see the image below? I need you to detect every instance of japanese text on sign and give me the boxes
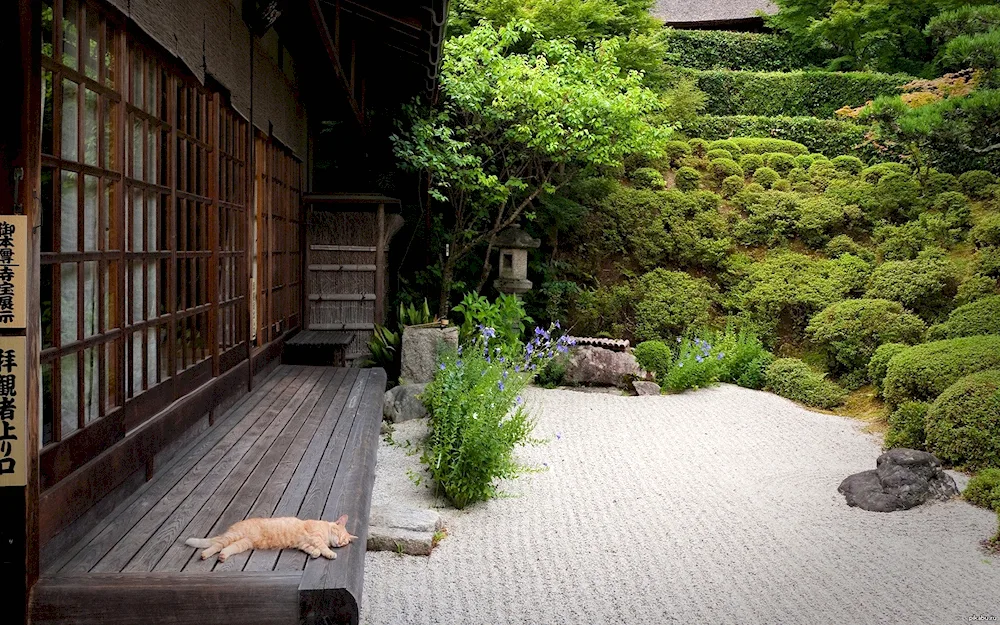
[0,337,25,486]
[0,215,26,329]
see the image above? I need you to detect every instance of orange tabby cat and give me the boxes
[184,514,357,562]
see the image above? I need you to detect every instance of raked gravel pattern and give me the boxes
[362,384,1000,625]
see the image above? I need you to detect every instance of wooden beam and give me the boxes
[307,0,363,125]
[375,203,385,326]
[308,264,376,272]
[30,572,301,625]
[308,323,375,331]
[310,245,375,252]
[307,294,375,301]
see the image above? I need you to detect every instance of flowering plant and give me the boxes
[420,322,572,508]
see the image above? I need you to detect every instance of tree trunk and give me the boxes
[475,238,496,294]
[439,255,455,319]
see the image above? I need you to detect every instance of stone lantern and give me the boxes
[493,226,540,295]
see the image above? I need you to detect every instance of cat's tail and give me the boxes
[185,537,213,549]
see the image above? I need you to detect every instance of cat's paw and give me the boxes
[217,553,228,562]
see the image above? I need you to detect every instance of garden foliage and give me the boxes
[764,358,847,409]
[884,401,930,450]
[924,369,1000,470]
[661,29,809,71]
[881,335,1000,408]
[926,295,1000,340]
[964,467,1000,512]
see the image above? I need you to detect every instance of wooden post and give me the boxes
[375,203,385,326]
[0,2,40,623]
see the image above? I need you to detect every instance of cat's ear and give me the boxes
[334,514,348,526]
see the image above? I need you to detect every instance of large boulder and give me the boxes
[563,345,644,389]
[400,326,459,384]
[838,448,959,512]
[383,383,428,423]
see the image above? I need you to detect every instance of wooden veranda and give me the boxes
[30,365,385,625]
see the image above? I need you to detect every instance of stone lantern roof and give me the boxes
[495,226,540,249]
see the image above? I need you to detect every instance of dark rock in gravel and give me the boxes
[838,448,959,512]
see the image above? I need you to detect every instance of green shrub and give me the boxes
[882,335,1000,407]
[925,370,1000,470]
[763,152,796,175]
[772,179,791,192]
[721,175,745,198]
[925,5,1000,44]
[959,170,998,199]
[797,196,851,248]
[631,167,665,190]
[661,29,809,71]
[975,246,1000,278]
[864,252,959,321]
[684,116,872,159]
[633,269,717,342]
[633,340,673,383]
[927,296,1000,340]
[787,167,810,183]
[806,299,925,378]
[738,153,764,176]
[832,155,864,175]
[663,140,693,166]
[744,182,765,194]
[938,30,1000,71]
[868,342,909,397]
[536,355,569,388]
[884,401,929,450]
[753,166,780,189]
[713,326,774,390]
[956,274,998,306]
[688,138,709,158]
[660,334,724,392]
[825,235,874,262]
[453,292,532,348]
[861,162,912,184]
[930,191,973,233]
[730,137,809,156]
[732,190,801,246]
[694,70,911,118]
[872,171,922,222]
[794,154,815,169]
[675,166,701,191]
[873,221,940,261]
[422,327,568,508]
[923,171,959,196]
[972,215,1000,249]
[765,358,847,409]
[731,252,870,345]
[963,467,1000,512]
[707,139,744,158]
[707,148,735,161]
[711,158,744,181]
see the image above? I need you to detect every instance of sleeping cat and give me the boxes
[184,514,357,562]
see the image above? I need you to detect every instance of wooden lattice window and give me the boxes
[39,0,123,446]
[217,106,248,359]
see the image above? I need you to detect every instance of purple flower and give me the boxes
[503,370,509,379]
[554,320,561,329]
[498,381,505,391]
[717,352,724,360]
[677,362,684,368]
[556,432,562,440]
[526,344,534,355]
[696,355,703,363]
[676,337,682,343]
[535,327,545,336]
[457,345,463,356]
[515,396,523,405]
[456,360,464,367]
[543,462,548,467]
[514,364,522,373]
[439,363,446,370]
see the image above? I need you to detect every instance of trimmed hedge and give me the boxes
[765,358,847,409]
[683,115,875,160]
[864,253,959,321]
[868,342,908,397]
[926,295,1000,340]
[633,340,672,384]
[692,70,912,118]
[884,401,929,451]
[881,335,1000,408]
[805,299,926,378]
[662,29,809,71]
[925,370,1000,470]
[964,467,1000,512]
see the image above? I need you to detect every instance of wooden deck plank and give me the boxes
[299,368,387,624]
[123,367,328,573]
[88,367,315,573]
[212,368,354,573]
[242,369,362,572]
[272,370,373,572]
[179,368,347,573]
[30,573,301,625]
[52,367,292,574]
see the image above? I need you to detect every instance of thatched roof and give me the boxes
[652,0,778,27]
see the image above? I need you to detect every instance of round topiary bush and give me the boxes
[772,179,792,192]
[711,158,744,181]
[964,467,1000,511]
[927,295,1000,340]
[806,299,925,378]
[931,191,972,232]
[959,170,998,199]
[631,167,666,190]
[825,235,874,262]
[868,342,909,397]
[956,274,998,306]
[864,252,959,321]
[721,175,745,198]
[688,138,709,158]
[753,166,780,189]
[707,139,744,158]
[925,370,1000,470]
[739,153,764,176]
[884,401,929,451]
[763,152,796,175]
[796,196,849,248]
[663,140,693,167]
[972,214,1000,249]
[831,155,864,175]
[882,335,1000,408]
[675,166,701,192]
[924,171,958,196]
[793,154,814,169]
[633,269,717,342]
[872,171,922,222]
[764,358,847,409]
[787,167,811,184]
[861,162,911,184]
[633,340,673,383]
[707,148,735,161]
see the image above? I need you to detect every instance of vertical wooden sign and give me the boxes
[0,336,25,487]
[0,215,27,330]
